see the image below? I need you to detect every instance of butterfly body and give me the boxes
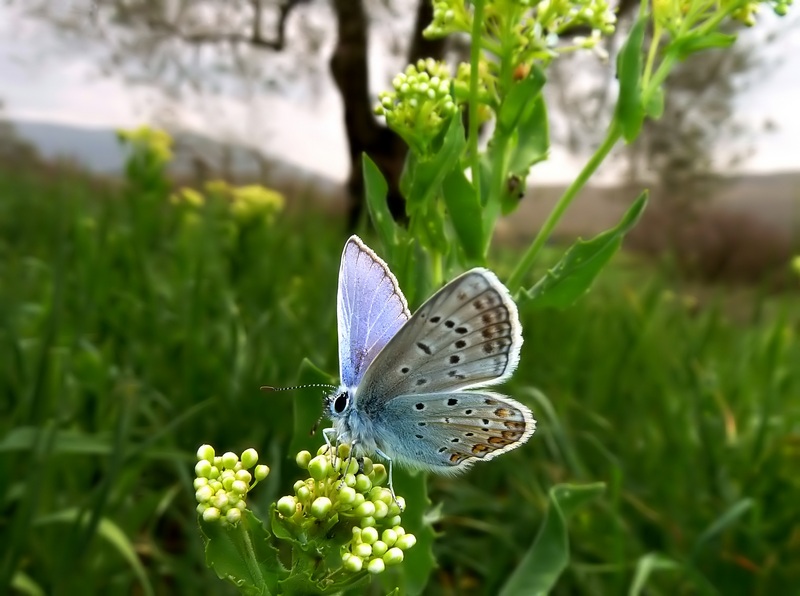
[326,236,535,476]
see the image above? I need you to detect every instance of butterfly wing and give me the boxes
[366,391,535,474]
[337,235,410,388]
[357,268,523,398]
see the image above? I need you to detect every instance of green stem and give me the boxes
[468,0,485,206]
[643,23,662,86]
[507,120,622,292]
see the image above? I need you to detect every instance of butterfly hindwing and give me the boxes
[367,391,536,473]
[337,236,410,388]
[357,268,523,400]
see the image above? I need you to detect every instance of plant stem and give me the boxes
[507,120,622,292]
[469,0,485,206]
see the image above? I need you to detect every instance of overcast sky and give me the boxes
[1,4,798,183]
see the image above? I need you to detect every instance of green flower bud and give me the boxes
[226,508,242,524]
[387,515,402,527]
[360,516,376,528]
[235,469,252,484]
[338,486,357,504]
[231,480,249,495]
[373,500,389,519]
[308,455,330,481]
[222,475,235,491]
[209,480,222,493]
[337,443,352,459]
[222,451,238,469]
[372,540,388,557]
[196,444,215,461]
[360,526,379,544]
[311,497,333,519]
[195,485,213,503]
[240,448,258,468]
[208,466,220,480]
[213,456,223,467]
[361,458,374,475]
[395,534,417,550]
[234,500,247,511]
[196,503,207,515]
[254,465,269,481]
[367,557,385,574]
[354,543,372,558]
[277,495,298,517]
[202,507,221,522]
[352,493,366,508]
[341,459,359,476]
[352,526,362,540]
[389,496,406,514]
[382,528,398,546]
[296,486,311,502]
[383,547,404,565]
[354,501,376,518]
[370,464,387,485]
[355,474,372,493]
[194,460,212,478]
[295,450,312,469]
[343,554,363,572]
[212,493,229,510]
[293,480,305,492]
[193,477,208,489]
[371,487,392,505]
[316,444,330,456]
[393,525,406,537]
[343,473,357,488]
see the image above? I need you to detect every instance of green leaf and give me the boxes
[519,192,648,308]
[507,95,549,177]
[671,32,737,60]
[691,498,754,560]
[199,509,283,595]
[629,553,681,596]
[0,426,112,455]
[645,86,665,119]
[615,16,647,142]
[11,571,46,596]
[363,154,403,252]
[496,66,546,135]
[289,358,336,459]
[500,483,606,596]
[401,113,466,208]
[35,508,155,596]
[441,167,484,261]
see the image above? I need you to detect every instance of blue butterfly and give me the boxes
[324,236,535,491]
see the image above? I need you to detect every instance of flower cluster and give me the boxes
[171,180,285,226]
[194,445,270,525]
[276,444,417,575]
[117,125,173,166]
[375,59,458,155]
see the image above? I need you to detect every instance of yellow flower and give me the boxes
[171,187,205,208]
[204,179,232,197]
[230,184,285,224]
[117,125,173,165]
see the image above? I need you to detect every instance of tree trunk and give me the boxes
[329,0,445,229]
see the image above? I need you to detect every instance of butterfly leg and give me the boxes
[322,427,339,469]
[374,447,403,510]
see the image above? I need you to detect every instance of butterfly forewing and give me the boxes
[369,391,536,473]
[337,236,410,388]
[358,268,523,398]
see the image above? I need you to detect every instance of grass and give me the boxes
[1,158,799,595]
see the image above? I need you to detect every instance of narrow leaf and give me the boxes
[519,192,648,309]
[507,95,549,176]
[363,154,402,250]
[496,66,546,135]
[442,167,484,261]
[500,483,606,596]
[629,553,681,596]
[615,16,647,142]
[11,571,45,596]
[691,498,754,560]
[671,32,737,59]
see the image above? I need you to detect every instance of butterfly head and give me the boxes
[325,386,353,421]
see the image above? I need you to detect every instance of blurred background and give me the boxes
[1,1,799,594]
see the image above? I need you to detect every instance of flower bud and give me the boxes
[373,500,389,519]
[222,475,235,491]
[387,515,402,527]
[360,458,374,475]
[389,496,406,514]
[343,554,363,572]
[208,466,220,479]
[341,459,359,476]
[226,508,242,524]
[254,464,269,481]
[310,497,332,519]
[343,473,357,488]
[202,507,221,522]
[196,503,207,515]
[196,444,215,461]
[194,460,212,478]
[295,450,312,469]
[212,493,229,510]
[360,516,376,528]
[338,486,357,504]
[307,455,330,481]
[395,534,416,550]
[354,543,372,558]
[296,486,311,502]
[231,480,248,495]
[235,469,252,484]
[393,525,406,537]
[382,528,398,546]
[367,558,385,574]
[316,444,329,456]
[277,495,298,517]
[195,485,213,503]
[372,540,388,557]
[193,477,208,489]
[240,448,258,468]
[355,474,372,493]
[360,526,378,544]
[383,547,404,565]
[352,493,366,508]
[337,443,352,459]
[354,501,376,518]
[370,464,387,485]
[222,451,238,470]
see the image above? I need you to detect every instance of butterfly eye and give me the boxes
[333,392,349,414]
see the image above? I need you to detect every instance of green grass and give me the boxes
[1,160,799,595]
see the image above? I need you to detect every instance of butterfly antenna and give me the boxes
[260,383,337,393]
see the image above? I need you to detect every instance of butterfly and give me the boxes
[322,235,535,491]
